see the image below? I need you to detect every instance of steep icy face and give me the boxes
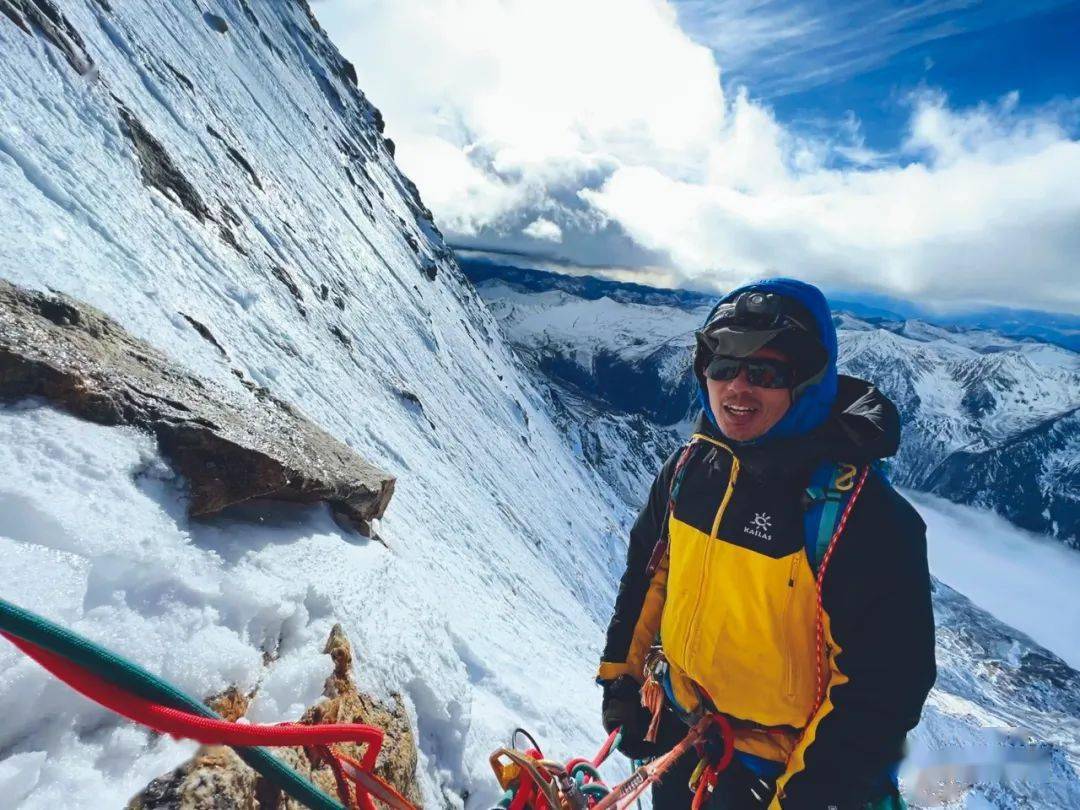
[0,2,632,805]
[468,261,1080,545]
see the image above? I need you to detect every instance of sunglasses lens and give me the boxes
[705,357,741,381]
[745,360,792,389]
[705,355,794,388]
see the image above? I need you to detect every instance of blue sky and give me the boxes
[318,0,1080,314]
[677,0,1080,158]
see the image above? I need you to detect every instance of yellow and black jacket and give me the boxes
[599,376,936,808]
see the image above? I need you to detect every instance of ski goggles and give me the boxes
[703,355,795,389]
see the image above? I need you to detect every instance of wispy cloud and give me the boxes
[672,0,1075,99]
[316,0,1080,313]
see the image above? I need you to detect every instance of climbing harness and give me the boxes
[0,597,416,810]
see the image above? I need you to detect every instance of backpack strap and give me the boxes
[803,462,860,573]
[645,438,700,576]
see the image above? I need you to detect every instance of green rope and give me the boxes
[570,761,603,781]
[0,597,346,810]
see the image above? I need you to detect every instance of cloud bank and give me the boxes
[317,0,1080,312]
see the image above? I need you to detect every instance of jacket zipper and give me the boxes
[782,554,799,698]
[681,435,739,670]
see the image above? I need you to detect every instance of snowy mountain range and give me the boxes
[462,258,1080,549]
[0,2,1078,808]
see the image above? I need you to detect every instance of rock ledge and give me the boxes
[0,279,394,532]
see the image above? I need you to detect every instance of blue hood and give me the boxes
[697,278,838,443]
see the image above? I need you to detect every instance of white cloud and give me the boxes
[392,134,530,237]
[582,92,1080,309]
[317,0,723,234]
[522,218,563,243]
[316,1,1080,312]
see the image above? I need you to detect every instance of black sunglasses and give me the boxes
[704,355,794,389]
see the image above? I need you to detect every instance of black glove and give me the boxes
[601,675,655,759]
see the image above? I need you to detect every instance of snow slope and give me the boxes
[0,2,631,806]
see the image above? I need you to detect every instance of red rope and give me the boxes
[691,764,718,810]
[590,727,620,767]
[806,465,870,726]
[5,632,385,750]
[690,714,735,810]
[4,631,415,809]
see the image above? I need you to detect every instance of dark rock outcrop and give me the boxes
[128,625,422,809]
[179,313,228,357]
[1,0,95,74]
[202,12,228,34]
[117,102,212,223]
[206,125,263,191]
[0,279,394,533]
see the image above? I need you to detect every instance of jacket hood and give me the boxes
[693,375,901,468]
[697,278,838,442]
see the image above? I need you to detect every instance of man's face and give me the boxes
[706,346,793,441]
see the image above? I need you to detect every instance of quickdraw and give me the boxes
[0,597,416,810]
[488,713,733,810]
[489,727,618,810]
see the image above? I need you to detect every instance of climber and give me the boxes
[597,279,936,809]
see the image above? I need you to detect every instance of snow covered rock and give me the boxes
[913,579,1080,807]
[0,0,95,75]
[128,623,421,809]
[923,407,1080,549]
[0,278,394,533]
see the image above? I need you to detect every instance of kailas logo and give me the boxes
[744,512,773,541]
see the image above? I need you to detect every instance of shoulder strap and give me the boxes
[803,462,859,573]
[645,439,700,576]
